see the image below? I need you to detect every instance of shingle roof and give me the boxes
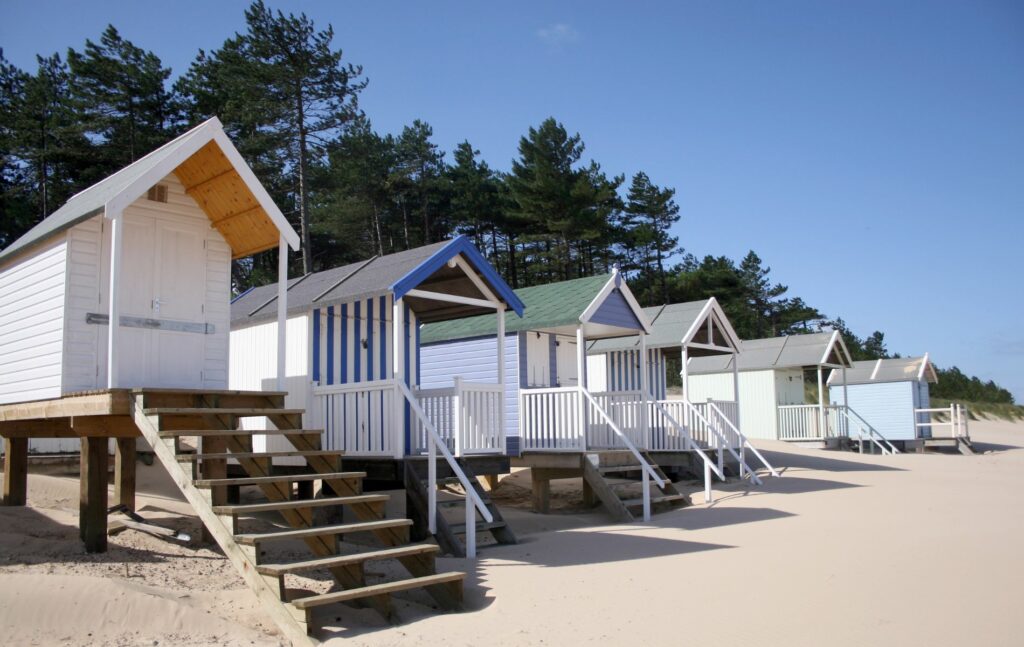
[686,331,851,374]
[827,356,937,386]
[587,299,740,354]
[420,274,612,344]
[231,237,524,326]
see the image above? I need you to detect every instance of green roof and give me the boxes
[421,274,611,344]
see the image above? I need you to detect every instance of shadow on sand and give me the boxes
[757,449,906,473]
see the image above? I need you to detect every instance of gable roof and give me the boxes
[587,297,742,356]
[421,271,651,344]
[827,355,938,386]
[231,236,524,327]
[0,117,299,265]
[686,330,853,374]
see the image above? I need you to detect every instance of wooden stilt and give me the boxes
[530,470,550,514]
[3,437,28,506]
[79,437,108,553]
[114,437,136,512]
[201,436,228,544]
[296,479,314,500]
[581,476,597,508]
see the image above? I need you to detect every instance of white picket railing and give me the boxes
[411,378,504,456]
[840,406,899,455]
[706,401,779,480]
[588,390,644,449]
[915,404,969,440]
[397,381,492,558]
[777,404,847,440]
[311,380,399,456]
[520,387,584,451]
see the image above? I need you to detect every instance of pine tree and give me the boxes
[448,140,504,259]
[624,171,680,304]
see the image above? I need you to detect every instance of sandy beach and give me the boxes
[2,418,1022,647]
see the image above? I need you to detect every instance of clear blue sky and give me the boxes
[3,1,1022,400]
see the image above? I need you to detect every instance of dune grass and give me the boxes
[930,398,1024,422]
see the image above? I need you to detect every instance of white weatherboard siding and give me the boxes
[775,368,806,405]
[229,313,310,460]
[0,237,67,405]
[586,355,608,391]
[63,174,232,392]
[830,381,917,441]
[688,369,779,439]
[419,333,520,443]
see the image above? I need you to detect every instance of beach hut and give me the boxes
[420,270,715,522]
[0,119,472,642]
[228,235,526,554]
[827,355,972,453]
[587,298,777,479]
[683,331,896,450]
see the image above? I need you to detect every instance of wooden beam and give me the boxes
[183,167,237,195]
[79,437,109,553]
[114,438,136,512]
[0,391,128,422]
[70,416,141,438]
[3,437,27,506]
[0,419,74,437]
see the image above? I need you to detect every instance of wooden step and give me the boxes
[159,428,322,438]
[176,450,343,462]
[212,494,387,515]
[144,407,305,417]
[194,471,365,488]
[132,388,289,397]
[258,544,439,577]
[620,493,686,507]
[290,572,465,610]
[236,519,413,546]
[599,464,642,474]
[448,520,506,534]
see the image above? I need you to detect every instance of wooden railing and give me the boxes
[519,387,584,451]
[777,404,847,440]
[311,380,399,457]
[915,404,969,440]
[312,378,503,458]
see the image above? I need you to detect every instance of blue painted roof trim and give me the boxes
[231,286,255,304]
[390,235,525,316]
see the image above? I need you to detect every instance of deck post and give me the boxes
[2,437,28,506]
[106,209,123,388]
[79,437,109,553]
[817,366,825,438]
[496,304,505,452]
[576,326,587,450]
[680,346,689,402]
[732,350,742,452]
[114,437,136,512]
[277,235,287,391]
[639,333,649,450]
[452,377,463,457]
[393,297,406,459]
[842,366,849,437]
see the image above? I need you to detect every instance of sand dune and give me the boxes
[1,419,1021,646]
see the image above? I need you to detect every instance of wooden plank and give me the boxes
[3,437,28,506]
[235,519,412,546]
[70,415,140,438]
[258,544,439,576]
[0,392,128,422]
[0,419,75,437]
[114,438,136,512]
[159,428,322,438]
[177,450,343,461]
[212,494,388,515]
[194,471,364,488]
[79,437,109,553]
[581,459,634,523]
[291,572,464,610]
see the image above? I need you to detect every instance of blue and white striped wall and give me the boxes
[311,294,420,388]
[602,349,667,400]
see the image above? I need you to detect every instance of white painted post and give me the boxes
[842,366,849,438]
[680,346,689,402]
[731,353,740,439]
[496,305,505,451]
[639,333,649,450]
[576,326,587,449]
[392,298,405,460]
[452,377,463,457]
[276,236,287,391]
[465,486,477,558]
[704,460,712,503]
[817,366,825,438]
[428,435,437,533]
[106,210,123,389]
[642,468,651,522]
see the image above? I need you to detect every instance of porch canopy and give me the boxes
[231,236,525,327]
[827,355,937,386]
[421,269,651,345]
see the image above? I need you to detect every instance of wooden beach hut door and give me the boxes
[117,214,207,388]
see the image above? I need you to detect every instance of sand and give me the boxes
[1,418,1022,646]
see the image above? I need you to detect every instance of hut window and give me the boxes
[147,184,168,203]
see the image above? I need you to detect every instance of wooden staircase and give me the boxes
[404,459,516,557]
[129,389,464,646]
[581,451,687,522]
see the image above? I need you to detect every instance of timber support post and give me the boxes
[114,437,136,512]
[3,436,28,506]
[79,437,109,553]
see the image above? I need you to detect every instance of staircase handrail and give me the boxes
[840,406,899,455]
[683,400,762,485]
[706,401,780,478]
[581,388,664,521]
[650,399,727,502]
[398,381,492,557]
